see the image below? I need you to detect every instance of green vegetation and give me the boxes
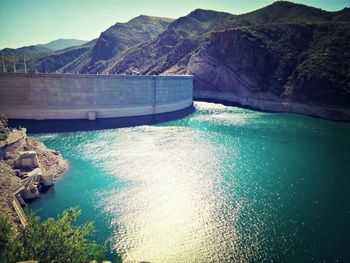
[0,208,106,263]
[0,113,9,141]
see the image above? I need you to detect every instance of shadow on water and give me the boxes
[8,105,195,134]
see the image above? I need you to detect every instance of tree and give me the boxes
[0,207,106,263]
[0,215,19,262]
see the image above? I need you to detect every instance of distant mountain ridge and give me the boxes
[40,39,88,51]
[0,38,88,56]
[0,45,51,57]
[1,1,349,120]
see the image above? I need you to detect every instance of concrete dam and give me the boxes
[0,73,193,120]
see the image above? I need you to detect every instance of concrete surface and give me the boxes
[0,73,193,120]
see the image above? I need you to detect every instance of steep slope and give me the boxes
[108,1,350,119]
[93,15,173,62]
[107,9,234,75]
[61,15,174,74]
[110,2,350,76]
[188,23,350,107]
[0,113,68,227]
[28,40,96,73]
[29,45,92,73]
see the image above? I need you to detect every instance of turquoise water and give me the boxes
[29,102,350,262]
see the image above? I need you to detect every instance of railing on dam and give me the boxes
[0,73,193,120]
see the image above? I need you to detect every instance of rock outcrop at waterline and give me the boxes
[0,114,68,226]
[187,22,350,120]
[107,2,350,120]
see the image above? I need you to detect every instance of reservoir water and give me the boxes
[29,102,350,262]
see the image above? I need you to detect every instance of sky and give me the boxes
[0,0,349,49]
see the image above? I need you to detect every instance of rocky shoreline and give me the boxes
[194,90,350,121]
[0,114,68,227]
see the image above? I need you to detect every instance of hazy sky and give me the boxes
[0,0,349,49]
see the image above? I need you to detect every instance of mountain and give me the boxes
[60,15,174,74]
[0,39,89,72]
[40,39,88,51]
[0,16,173,74]
[0,45,51,57]
[223,1,350,27]
[107,2,350,76]
[0,39,88,57]
[2,1,349,119]
[188,22,350,108]
[0,40,96,73]
[106,9,234,75]
[105,1,350,119]
[27,41,95,73]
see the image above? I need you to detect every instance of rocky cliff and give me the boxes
[106,9,234,75]
[59,15,174,74]
[187,22,350,119]
[0,114,68,226]
[106,2,350,120]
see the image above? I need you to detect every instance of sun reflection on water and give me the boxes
[31,102,350,263]
[83,125,264,262]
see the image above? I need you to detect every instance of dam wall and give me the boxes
[0,73,193,120]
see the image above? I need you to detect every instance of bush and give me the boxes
[0,215,19,262]
[0,113,9,141]
[0,208,106,263]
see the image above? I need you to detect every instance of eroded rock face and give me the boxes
[92,16,173,62]
[108,35,197,75]
[83,16,174,74]
[106,3,350,119]
[187,29,280,97]
[186,23,350,117]
[108,9,234,75]
[0,115,68,226]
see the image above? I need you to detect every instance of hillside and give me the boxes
[0,45,51,57]
[0,39,90,73]
[1,1,349,119]
[106,9,234,75]
[189,23,350,108]
[223,1,350,27]
[0,38,88,57]
[26,40,97,73]
[60,15,174,74]
[105,1,350,119]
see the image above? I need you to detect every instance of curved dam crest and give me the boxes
[0,73,193,120]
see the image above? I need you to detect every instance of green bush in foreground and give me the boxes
[0,208,106,263]
[0,113,9,141]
